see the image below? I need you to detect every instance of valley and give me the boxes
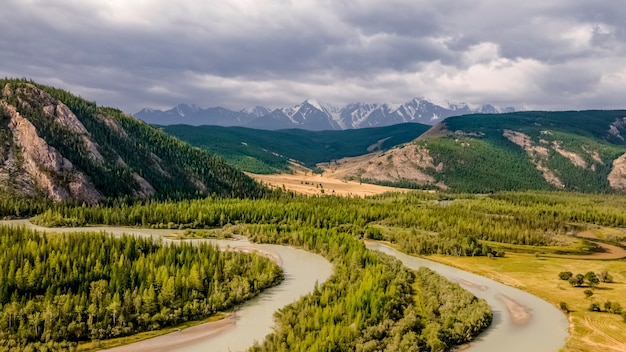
[1,79,626,352]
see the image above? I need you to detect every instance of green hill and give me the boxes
[327,110,626,193]
[162,123,431,174]
[0,79,265,204]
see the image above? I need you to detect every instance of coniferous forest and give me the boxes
[0,226,282,351]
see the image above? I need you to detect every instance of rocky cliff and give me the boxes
[0,79,264,203]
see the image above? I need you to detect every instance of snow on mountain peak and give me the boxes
[136,98,517,130]
[304,99,324,111]
[240,105,270,117]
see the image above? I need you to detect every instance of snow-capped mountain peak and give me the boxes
[240,105,271,117]
[174,104,202,117]
[304,99,324,111]
[135,98,516,130]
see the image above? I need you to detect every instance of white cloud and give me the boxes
[1,0,625,112]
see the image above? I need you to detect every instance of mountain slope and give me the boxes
[0,79,265,203]
[323,111,626,193]
[162,123,431,174]
[136,99,514,130]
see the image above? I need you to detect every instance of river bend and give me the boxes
[1,220,569,351]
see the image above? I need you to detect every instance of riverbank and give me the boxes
[365,242,569,352]
[99,314,235,352]
[78,313,230,351]
[0,220,334,352]
[430,252,626,351]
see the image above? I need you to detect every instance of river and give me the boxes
[366,242,569,352]
[1,220,569,351]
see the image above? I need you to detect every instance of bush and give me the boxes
[569,274,584,287]
[559,302,569,312]
[605,301,622,315]
[558,271,573,280]
[584,289,594,298]
[585,271,600,288]
[589,302,601,312]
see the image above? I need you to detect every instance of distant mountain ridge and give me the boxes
[321,110,626,193]
[161,123,431,174]
[135,98,515,130]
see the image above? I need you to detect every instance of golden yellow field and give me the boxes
[249,172,411,196]
[430,253,626,352]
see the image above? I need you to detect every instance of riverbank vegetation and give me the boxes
[29,190,626,255]
[0,226,282,351]
[3,190,626,350]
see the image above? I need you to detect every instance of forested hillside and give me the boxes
[162,123,430,174]
[326,110,626,193]
[0,79,266,204]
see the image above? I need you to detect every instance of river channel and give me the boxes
[1,220,569,351]
[366,242,569,352]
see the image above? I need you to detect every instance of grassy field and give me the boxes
[429,252,626,352]
[249,171,412,196]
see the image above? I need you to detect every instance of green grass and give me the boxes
[482,238,597,256]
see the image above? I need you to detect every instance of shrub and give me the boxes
[558,271,573,280]
[584,289,594,298]
[585,272,600,288]
[589,302,601,312]
[569,274,584,287]
[559,302,569,312]
[605,301,622,315]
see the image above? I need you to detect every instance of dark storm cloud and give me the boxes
[1,0,625,112]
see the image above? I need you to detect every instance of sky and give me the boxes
[2,0,625,113]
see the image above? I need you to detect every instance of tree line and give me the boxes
[27,190,626,252]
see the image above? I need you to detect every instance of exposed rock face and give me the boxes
[320,143,443,188]
[0,82,140,203]
[2,101,104,204]
[16,84,105,163]
[608,117,626,140]
[131,173,156,199]
[552,141,587,169]
[608,153,626,190]
[503,130,564,188]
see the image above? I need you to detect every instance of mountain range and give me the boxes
[135,98,515,130]
[4,78,626,201]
